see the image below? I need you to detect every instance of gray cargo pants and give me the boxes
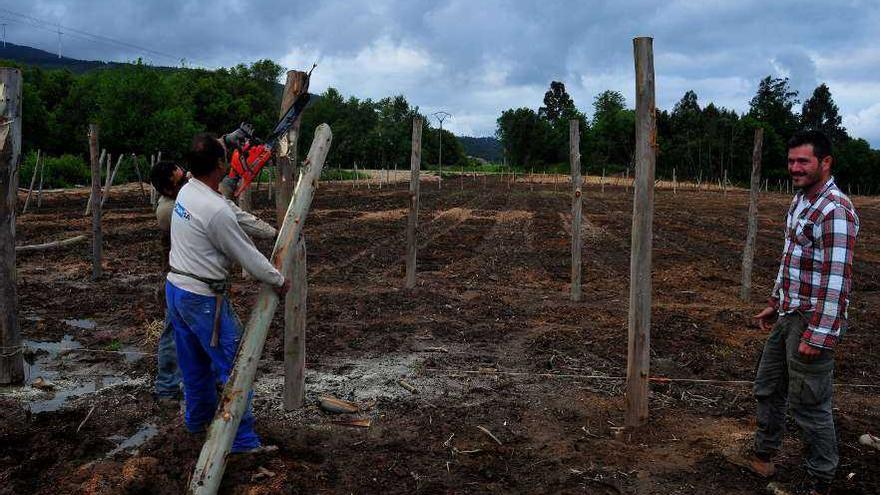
[753,313,837,482]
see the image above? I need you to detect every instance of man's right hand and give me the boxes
[273,279,291,297]
[753,306,777,331]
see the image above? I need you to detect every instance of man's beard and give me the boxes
[792,169,822,190]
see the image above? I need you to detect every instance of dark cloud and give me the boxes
[4,0,879,143]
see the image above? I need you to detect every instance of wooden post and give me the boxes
[672,168,677,195]
[740,128,764,301]
[602,167,606,193]
[22,149,39,213]
[570,120,583,302]
[88,124,103,280]
[0,68,23,385]
[84,151,106,216]
[283,237,306,410]
[405,117,422,289]
[189,124,332,495]
[625,37,655,428]
[37,151,46,207]
[100,154,123,208]
[276,70,308,227]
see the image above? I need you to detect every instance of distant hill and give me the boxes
[0,42,129,72]
[458,136,502,162]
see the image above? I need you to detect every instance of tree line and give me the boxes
[8,59,467,187]
[497,79,880,192]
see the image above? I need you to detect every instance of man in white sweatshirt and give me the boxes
[167,133,289,453]
[150,160,276,407]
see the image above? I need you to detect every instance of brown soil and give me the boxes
[1,177,878,494]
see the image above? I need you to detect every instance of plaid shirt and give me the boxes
[771,177,859,349]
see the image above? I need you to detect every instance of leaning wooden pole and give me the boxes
[570,119,583,302]
[275,70,308,227]
[739,128,764,302]
[36,152,46,208]
[132,153,147,202]
[88,124,103,281]
[22,149,39,213]
[189,124,332,495]
[0,68,24,385]
[625,37,656,428]
[100,154,124,208]
[405,117,423,289]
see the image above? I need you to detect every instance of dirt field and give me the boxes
[1,175,878,494]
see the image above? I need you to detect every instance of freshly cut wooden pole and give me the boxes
[740,128,764,302]
[189,124,332,495]
[570,119,583,302]
[0,68,24,385]
[625,37,655,428]
[405,117,423,289]
[16,234,87,252]
[88,125,103,280]
[275,70,308,227]
[283,236,306,410]
[100,154,124,208]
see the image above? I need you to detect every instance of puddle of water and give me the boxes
[63,319,97,330]
[0,334,139,414]
[105,422,159,457]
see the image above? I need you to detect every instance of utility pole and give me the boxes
[432,111,451,190]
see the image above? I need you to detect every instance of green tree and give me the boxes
[801,83,848,143]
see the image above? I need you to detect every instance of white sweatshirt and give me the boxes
[157,192,276,239]
[167,178,283,296]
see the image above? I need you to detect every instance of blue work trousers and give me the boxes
[165,281,260,452]
[154,308,182,398]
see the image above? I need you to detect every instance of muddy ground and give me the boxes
[1,176,878,494]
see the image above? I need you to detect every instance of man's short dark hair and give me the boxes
[788,130,832,161]
[186,133,225,177]
[150,160,179,196]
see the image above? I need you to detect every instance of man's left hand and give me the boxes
[798,341,821,360]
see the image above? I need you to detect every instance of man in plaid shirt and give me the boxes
[747,130,859,495]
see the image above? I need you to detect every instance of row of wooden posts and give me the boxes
[0,43,773,491]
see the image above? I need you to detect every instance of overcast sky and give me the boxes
[4,1,880,145]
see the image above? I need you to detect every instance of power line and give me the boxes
[0,6,196,66]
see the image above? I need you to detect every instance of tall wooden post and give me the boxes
[275,70,307,227]
[190,125,332,495]
[740,128,764,301]
[132,153,146,202]
[570,119,583,302]
[100,154,123,208]
[88,124,103,280]
[0,68,23,385]
[625,37,655,428]
[150,154,157,207]
[405,117,422,289]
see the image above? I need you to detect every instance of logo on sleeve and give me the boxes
[174,202,192,221]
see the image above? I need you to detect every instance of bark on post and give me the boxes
[0,68,23,385]
[740,128,764,302]
[570,119,583,302]
[625,37,655,428]
[283,237,306,410]
[189,124,332,495]
[22,149,39,213]
[275,70,308,227]
[100,154,123,208]
[405,117,422,289]
[88,125,103,280]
